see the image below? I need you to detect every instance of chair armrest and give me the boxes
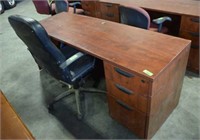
[69,2,81,13]
[59,52,84,69]
[49,0,54,7]
[152,16,172,24]
[153,17,172,32]
[152,16,172,32]
[49,0,55,15]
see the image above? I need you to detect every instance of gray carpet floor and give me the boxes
[0,0,200,139]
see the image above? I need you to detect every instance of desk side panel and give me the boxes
[1,91,35,139]
[145,45,190,138]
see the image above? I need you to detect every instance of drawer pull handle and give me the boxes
[105,3,113,7]
[190,17,200,23]
[191,45,199,49]
[106,13,114,17]
[115,84,133,95]
[188,32,199,37]
[115,68,134,78]
[116,100,133,111]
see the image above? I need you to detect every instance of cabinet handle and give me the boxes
[105,3,113,7]
[116,100,133,111]
[115,84,133,95]
[190,17,200,23]
[115,67,134,78]
[188,32,199,37]
[106,13,114,17]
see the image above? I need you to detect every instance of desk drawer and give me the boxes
[179,15,199,74]
[106,80,148,113]
[180,16,199,32]
[108,95,146,138]
[187,48,199,73]
[104,62,150,97]
[99,2,119,22]
[179,30,199,48]
[81,1,97,17]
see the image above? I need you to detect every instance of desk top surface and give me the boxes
[40,13,190,81]
[100,0,200,17]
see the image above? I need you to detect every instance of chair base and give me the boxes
[48,85,106,119]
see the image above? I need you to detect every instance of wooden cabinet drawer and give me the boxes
[106,80,148,113]
[99,2,119,22]
[180,16,199,32]
[104,62,150,97]
[179,30,199,48]
[81,1,97,17]
[108,95,146,138]
[179,16,199,74]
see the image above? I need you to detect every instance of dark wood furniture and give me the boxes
[40,13,191,138]
[1,90,34,139]
[81,0,199,74]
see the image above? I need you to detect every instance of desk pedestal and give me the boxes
[104,46,190,138]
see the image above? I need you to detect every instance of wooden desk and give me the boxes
[81,0,200,74]
[40,13,191,138]
[0,91,34,139]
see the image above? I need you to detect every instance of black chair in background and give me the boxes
[8,15,105,119]
[119,5,172,33]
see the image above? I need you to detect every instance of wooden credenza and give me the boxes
[41,13,191,139]
[82,1,120,22]
[179,16,199,73]
[81,0,200,74]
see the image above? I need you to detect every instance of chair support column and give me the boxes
[75,90,82,119]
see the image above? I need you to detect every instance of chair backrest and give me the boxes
[119,5,150,29]
[55,0,69,13]
[8,15,69,81]
[32,0,51,15]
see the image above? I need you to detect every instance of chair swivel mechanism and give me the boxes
[32,0,56,15]
[8,15,105,119]
[55,0,84,14]
[119,5,172,33]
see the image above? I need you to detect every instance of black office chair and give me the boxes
[55,0,84,14]
[119,5,172,33]
[8,15,104,119]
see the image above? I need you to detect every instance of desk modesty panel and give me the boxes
[40,13,191,138]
